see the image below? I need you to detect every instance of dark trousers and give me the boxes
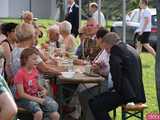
[89,91,125,120]
[63,84,78,103]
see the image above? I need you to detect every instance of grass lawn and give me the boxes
[110,53,158,119]
[1,18,158,119]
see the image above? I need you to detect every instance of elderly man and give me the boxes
[88,32,146,120]
[48,24,61,48]
[47,24,64,58]
[83,17,101,61]
[89,2,106,27]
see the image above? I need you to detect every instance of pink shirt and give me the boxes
[14,67,41,99]
[93,49,110,75]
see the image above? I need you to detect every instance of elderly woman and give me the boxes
[21,11,33,24]
[0,22,18,85]
[47,24,66,58]
[22,11,43,41]
[59,21,76,55]
[48,25,60,48]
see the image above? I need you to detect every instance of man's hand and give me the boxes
[92,62,101,72]
[139,31,143,36]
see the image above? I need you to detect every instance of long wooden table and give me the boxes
[58,72,105,84]
[56,68,105,120]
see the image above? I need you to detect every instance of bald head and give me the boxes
[86,18,99,36]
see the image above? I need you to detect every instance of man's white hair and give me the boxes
[48,24,60,33]
[60,21,72,34]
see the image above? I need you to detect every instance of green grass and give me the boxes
[110,53,158,119]
[1,19,158,119]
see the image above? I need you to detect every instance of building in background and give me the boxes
[0,0,59,19]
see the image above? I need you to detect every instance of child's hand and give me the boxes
[38,89,47,98]
[41,89,47,97]
[37,98,45,105]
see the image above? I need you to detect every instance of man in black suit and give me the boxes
[65,0,79,37]
[88,32,146,120]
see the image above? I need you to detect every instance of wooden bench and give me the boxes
[113,103,147,120]
[122,103,147,120]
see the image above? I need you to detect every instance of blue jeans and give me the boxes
[16,96,58,114]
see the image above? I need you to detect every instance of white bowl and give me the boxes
[61,72,75,78]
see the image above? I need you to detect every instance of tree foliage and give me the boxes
[57,0,156,21]
[75,0,156,20]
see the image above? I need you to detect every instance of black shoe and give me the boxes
[62,105,76,114]
[64,115,78,120]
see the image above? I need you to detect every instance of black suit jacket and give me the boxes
[65,4,79,37]
[109,42,146,103]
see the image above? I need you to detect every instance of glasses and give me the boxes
[79,33,84,36]
[86,24,98,28]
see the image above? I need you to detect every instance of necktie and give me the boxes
[67,7,71,14]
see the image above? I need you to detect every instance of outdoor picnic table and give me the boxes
[58,72,105,84]
[55,65,105,120]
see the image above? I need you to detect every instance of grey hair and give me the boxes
[48,24,60,33]
[15,23,35,42]
[22,11,33,19]
[102,32,121,45]
[60,21,72,34]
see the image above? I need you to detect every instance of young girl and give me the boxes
[14,48,59,120]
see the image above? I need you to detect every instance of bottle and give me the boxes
[68,59,74,72]
[85,56,91,74]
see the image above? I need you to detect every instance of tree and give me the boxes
[156,0,160,111]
